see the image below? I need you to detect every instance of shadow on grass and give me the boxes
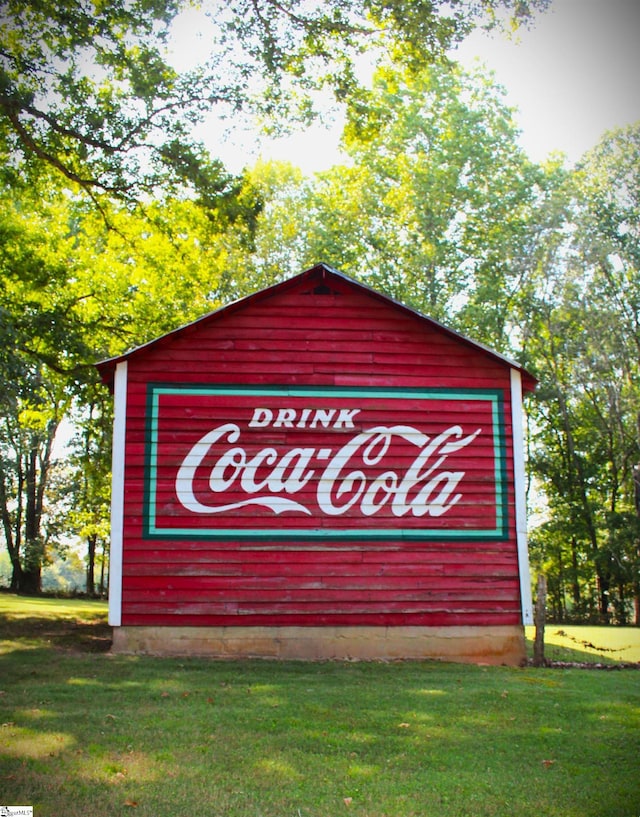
[1,645,639,817]
[0,612,112,653]
[1,602,639,816]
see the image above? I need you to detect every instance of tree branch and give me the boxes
[3,104,131,194]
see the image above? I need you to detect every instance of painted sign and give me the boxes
[144,385,507,541]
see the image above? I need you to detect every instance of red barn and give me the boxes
[97,264,536,664]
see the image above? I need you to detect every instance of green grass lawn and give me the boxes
[0,594,109,621]
[0,595,638,817]
[524,623,640,664]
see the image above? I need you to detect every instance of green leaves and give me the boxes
[0,0,209,199]
[286,60,548,348]
[523,124,640,623]
[0,0,549,205]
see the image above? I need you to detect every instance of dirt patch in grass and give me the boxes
[525,658,640,670]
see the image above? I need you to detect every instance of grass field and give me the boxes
[524,623,640,664]
[0,595,638,817]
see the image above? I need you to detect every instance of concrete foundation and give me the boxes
[111,624,526,666]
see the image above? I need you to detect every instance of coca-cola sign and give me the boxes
[143,385,507,542]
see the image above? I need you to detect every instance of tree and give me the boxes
[0,179,255,592]
[0,0,548,205]
[249,60,563,355]
[524,124,640,624]
[573,124,640,622]
[0,379,66,593]
[526,272,640,623]
[66,385,112,596]
[0,184,86,592]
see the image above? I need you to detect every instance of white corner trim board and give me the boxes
[510,368,533,625]
[108,361,128,627]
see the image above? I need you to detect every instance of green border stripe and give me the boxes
[144,384,508,542]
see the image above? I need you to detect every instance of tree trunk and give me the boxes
[597,571,611,624]
[86,534,96,596]
[570,536,581,609]
[99,540,108,596]
[617,580,627,626]
[21,448,43,594]
[10,558,22,592]
[0,463,21,591]
[18,566,42,595]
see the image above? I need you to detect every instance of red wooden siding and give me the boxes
[105,266,530,628]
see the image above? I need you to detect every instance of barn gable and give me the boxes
[97,264,536,664]
[98,263,536,392]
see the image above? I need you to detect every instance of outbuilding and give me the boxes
[97,264,537,664]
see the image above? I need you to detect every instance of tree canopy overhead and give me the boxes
[0,0,242,205]
[0,0,548,204]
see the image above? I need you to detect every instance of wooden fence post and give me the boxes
[533,573,547,667]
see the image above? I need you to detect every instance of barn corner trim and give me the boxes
[511,369,533,625]
[108,360,127,627]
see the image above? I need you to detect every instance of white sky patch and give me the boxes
[454,0,640,164]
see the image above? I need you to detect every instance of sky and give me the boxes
[194,0,640,173]
[455,0,640,164]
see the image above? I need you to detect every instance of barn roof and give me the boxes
[96,263,537,391]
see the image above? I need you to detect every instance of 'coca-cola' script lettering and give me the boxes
[175,421,481,518]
